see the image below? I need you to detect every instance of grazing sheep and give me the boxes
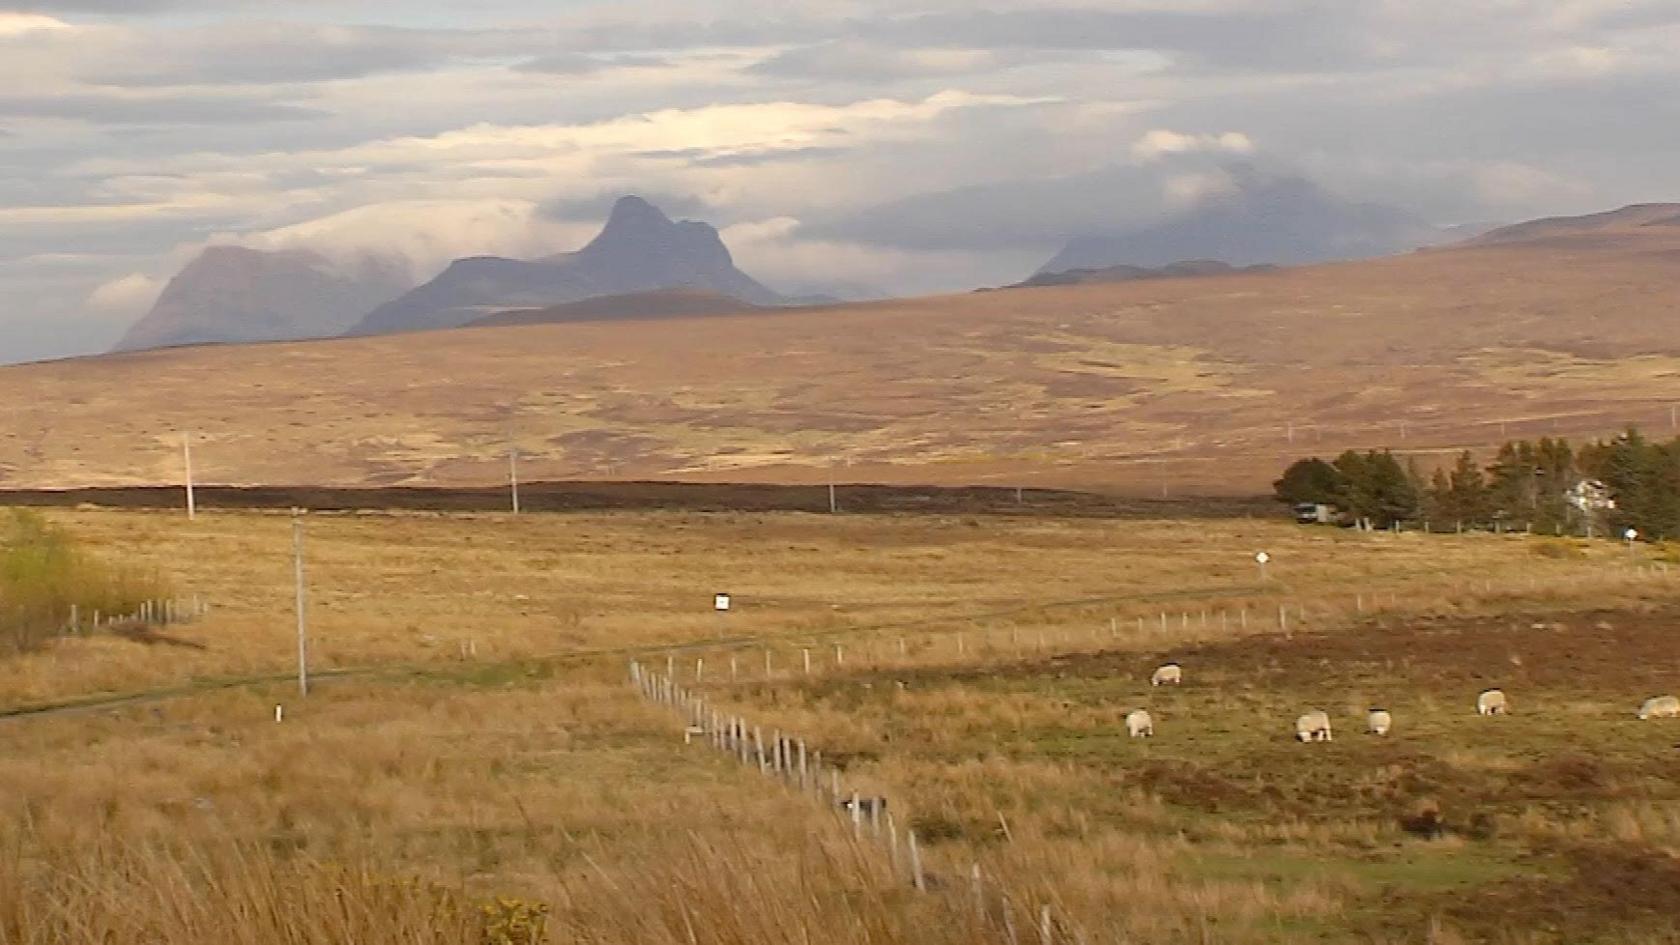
[1125,709,1154,738]
[1151,663,1182,687]
[1295,710,1333,742]
[1477,689,1509,716]
[1638,695,1680,720]
[1367,708,1393,736]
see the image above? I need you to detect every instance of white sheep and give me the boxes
[1295,710,1332,742]
[1367,708,1393,736]
[1125,709,1154,738]
[1638,695,1680,720]
[1477,689,1509,716]
[1151,663,1182,687]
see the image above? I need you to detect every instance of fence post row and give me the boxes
[627,660,926,894]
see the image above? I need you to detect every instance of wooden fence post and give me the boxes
[909,830,926,891]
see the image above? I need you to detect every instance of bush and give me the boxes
[1531,538,1588,560]
[0,510,169,654]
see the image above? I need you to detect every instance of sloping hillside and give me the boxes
[1468,203,1680,246]
[6,207,1680,495]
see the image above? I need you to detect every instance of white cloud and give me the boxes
[724,216,1036,296]
[85,271,162,315]
[243,198,591,280]
[0,13,73,37]
[1470,161,1593,208]
[1130,129,1255,162]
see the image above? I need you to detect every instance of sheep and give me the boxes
[1638,695,1680,720]
[1367,708,1393,736]
[1477,689,1509,716]
[1151,663,1182,687]
[1295,710,1332,742]
[1125,709,1154,738]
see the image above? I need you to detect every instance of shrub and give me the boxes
[0,509,169,654]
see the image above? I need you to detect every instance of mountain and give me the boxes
[1038,168,1441,276]
[113,246,411,352]
[348,196,784,336]
[470,289,766,328]
[24,201,1680,495]
[1467,203,1680,246]
[1003,259,1277,290]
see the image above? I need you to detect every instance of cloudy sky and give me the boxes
[2,0,1677,364]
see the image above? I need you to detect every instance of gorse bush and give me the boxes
[0,509,167,654]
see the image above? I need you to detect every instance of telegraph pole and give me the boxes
[509,444,521,515]
[182,432,196,520]
[293,509,309,697]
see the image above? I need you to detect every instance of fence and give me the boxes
[629,659,1095,943]
[63,595,209,636]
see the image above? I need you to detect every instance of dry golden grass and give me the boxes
[2,507,1669,709]
[5,507,1680,944]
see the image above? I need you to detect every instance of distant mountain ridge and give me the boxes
[1038,168,1441,276]
[1004,259,1278,290]
[113,246,411,353]
[470,289,767,328]
[347,196,785,337]
[1467,203,1680,246]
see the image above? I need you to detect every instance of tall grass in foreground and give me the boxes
[0,510,167,654]
[0,831,1043,945]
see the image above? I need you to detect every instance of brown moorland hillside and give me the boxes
[3,206,1679,494]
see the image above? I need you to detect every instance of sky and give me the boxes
[1,0,1677,364]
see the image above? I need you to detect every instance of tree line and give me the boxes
[1274,429,1680,539]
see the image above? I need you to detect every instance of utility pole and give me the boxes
[182,432,196,520]
[293,510,309,697]
[509,444,521,515]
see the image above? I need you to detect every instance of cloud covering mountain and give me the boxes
[348,196,784,336]
[1037,166,1442,274]
[113,246,411,352]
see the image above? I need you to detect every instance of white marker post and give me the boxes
[182,432,196,520]
[1255,550,1271,582]
[1625,527,1639,552]
[292,510,309,697]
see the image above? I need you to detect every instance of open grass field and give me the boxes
[3,215,1680,495]
[3,506,1680,943]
